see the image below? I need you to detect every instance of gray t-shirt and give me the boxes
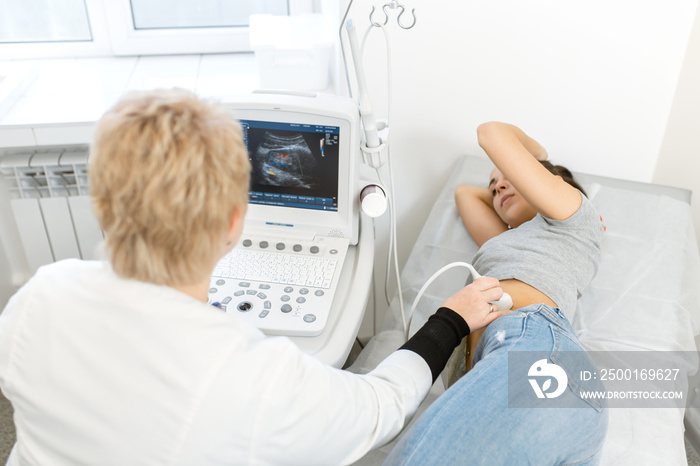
[472,193,605,315]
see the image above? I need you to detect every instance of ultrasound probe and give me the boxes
[406,262,514,338]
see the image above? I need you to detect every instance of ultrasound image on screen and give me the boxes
[241,120,340,211]
[254,131,317,189]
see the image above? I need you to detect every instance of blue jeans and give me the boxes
[384,305,609,466]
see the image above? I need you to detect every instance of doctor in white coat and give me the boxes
[0,89,505,465]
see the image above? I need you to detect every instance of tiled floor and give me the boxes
[689,438,700,466]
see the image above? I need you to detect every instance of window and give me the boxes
[129,0,288,29]
[0,0,112,58]
[0,0,92,43]
[0,0,316,59]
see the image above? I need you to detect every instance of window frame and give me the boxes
[0,0,316,59]
[0,0,112,59]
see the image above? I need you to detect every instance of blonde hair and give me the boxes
[89,89,250,285]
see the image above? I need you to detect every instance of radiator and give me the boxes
[0,146,103,277]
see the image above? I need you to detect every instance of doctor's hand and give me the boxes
[441,277,507,332]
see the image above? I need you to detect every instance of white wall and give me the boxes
[654,2,700,242]
[344,0,700,338]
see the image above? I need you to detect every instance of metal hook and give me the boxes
[369,5,388,27]
[396,5,416,30]
[369,1,417,30]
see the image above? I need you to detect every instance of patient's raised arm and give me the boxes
[476,122,581,221]
[455,184,507,247]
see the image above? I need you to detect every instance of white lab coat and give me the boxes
[0,259,430,465]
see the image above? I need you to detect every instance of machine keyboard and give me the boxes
[213,249,338,289]
[207,235,349,337]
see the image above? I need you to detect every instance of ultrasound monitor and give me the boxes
[222,92,361,245]
[242,119,340,212]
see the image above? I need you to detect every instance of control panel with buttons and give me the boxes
[208,234,349,337]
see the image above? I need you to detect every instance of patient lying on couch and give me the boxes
[383,122,609,465]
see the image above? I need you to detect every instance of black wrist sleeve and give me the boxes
[399,307,471,383]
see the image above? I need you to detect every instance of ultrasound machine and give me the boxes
[207,92,364,338]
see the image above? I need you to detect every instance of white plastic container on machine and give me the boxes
[249,14,333,91]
